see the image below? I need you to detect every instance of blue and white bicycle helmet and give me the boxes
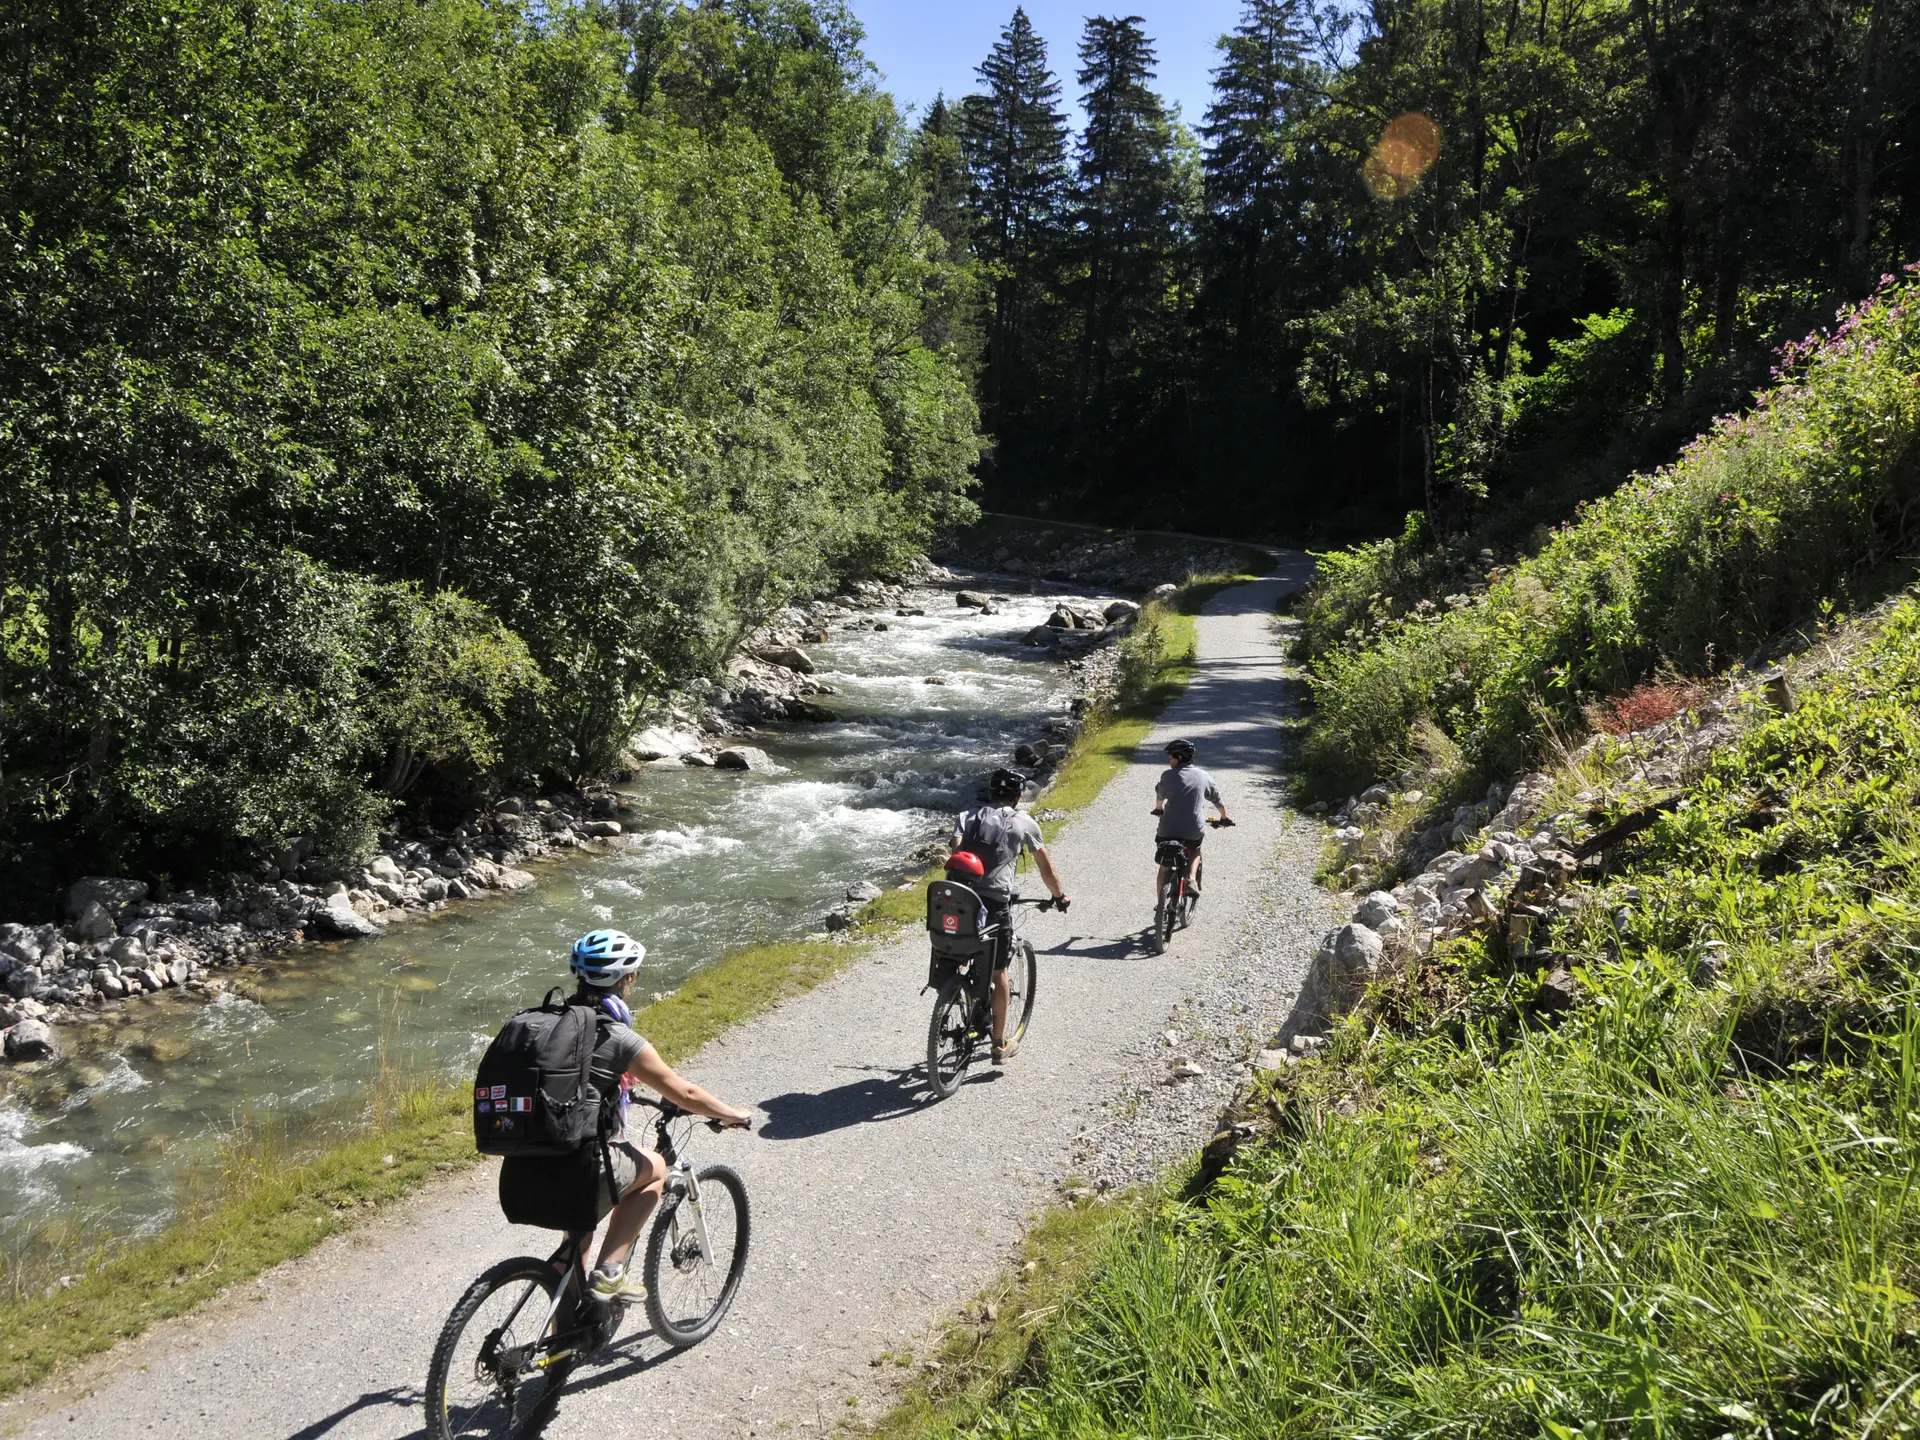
[570,929,646,988]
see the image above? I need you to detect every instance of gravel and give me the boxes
[2,568,1337,1440]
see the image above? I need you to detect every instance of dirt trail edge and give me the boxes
[2,569,1335,1440]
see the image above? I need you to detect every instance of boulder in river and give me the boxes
[584,820,622,837]
[715,746,784,774]
[626,726,704,762]
[367,854,404,885]
[1103,600,1140,625]
[845,880,883,903]
[495,868,538,891]
[65,876,147,922]
[311,897,380,939]
[752,646,816,675]
[4,1018,59,1063]
[956,590,990,607]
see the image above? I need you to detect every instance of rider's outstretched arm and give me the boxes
[629,1046,752,1127]
[1034,847,1068,902]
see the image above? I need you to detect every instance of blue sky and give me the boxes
[848,2,1250,132]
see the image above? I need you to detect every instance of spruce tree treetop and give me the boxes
[961,6,1070,271]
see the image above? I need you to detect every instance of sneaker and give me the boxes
[991,1036,1020,1064]
[587,1262,645,1303]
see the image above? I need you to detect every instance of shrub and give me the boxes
[1303,270,1920,787]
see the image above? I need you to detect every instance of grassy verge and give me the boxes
[0,570,1260,1402]
[862,1195,1140,1439]
[921,591,1920,1440]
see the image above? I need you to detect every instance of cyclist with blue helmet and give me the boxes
[566,928,752,1304]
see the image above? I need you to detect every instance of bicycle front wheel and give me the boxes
[926,973,975,1098]
[426,1256,572,1440]
[1005,940,1038,1046]
[644,1163,752,1346]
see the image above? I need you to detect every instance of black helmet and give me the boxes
[1165,739,1196,763]
[988,768,1027,802]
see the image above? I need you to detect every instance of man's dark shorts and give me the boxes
[982,896,1015,970]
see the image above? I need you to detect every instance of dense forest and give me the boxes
[944,0,1920,539]
[0,0,980,904]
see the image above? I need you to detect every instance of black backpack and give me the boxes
[473,990,612,1158]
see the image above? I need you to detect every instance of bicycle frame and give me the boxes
[499,1099,716,1375]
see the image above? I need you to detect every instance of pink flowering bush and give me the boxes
[1306,268,1920,784]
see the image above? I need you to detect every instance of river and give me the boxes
[0,581,1105,1264]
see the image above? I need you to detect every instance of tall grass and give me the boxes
[958,594,1920,1440]
[1302,269,1920,790]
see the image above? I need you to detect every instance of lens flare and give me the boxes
[1364,112,1442,199]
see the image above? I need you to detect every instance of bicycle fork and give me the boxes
[661,1163,714,1267]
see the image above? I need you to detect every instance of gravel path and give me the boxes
[1,571,1335,1440]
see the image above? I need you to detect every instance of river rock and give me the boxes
[447,878,473,901]
[367,854,404,885]
[418,876,449,902]
[495,868,537,892]
[1145,583,1178,603]
[494,797,523,816]
[1103,600,1140,624]
[845,880,883,903]
[584,820,622,837]
[276,836,315,878]
[312,897,380,939]
[715,746,782,774]
[1022,625,1056,646]
[956,590,990,607]
[824,906,855,932]
[4,1018,58,1062]
[626,726,704,762]
[70,902,117,943]
[6,965,42,999]
[1045,606,1074,629]
[92,968,128,1000]
[681,751,716,767]
[466,858,501,888]
[64,876,148,922]
[752,646,816,675]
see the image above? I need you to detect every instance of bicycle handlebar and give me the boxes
[633,1094,753,1133]
[1012,895,1070,912]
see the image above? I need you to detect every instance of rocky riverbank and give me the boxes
[1,547,1212,1066]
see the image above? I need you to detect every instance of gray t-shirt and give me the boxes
[952,805,1044,901]
[590,1019,650,1140]
[1155,764,1223,840]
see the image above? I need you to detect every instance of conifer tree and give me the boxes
[1069,15,1184,460]
[1201,0,1325,333]
[959,7,1069,433]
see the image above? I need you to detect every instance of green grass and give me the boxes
[927,591,1920,1440]
[1298,271,1920,793]
[863,1196,1140,1440]
[0,570,1262,1401]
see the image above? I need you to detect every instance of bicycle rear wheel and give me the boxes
[1154,877,1180,951]
[1004,939,1038,1046]
[425,1257,573,1440]
[926,973,975,1098]
[644,1163,752,1346]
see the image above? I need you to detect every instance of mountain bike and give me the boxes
[924,894,1066,1099]
[424,1097,752,1440]
[1152,817,1233,953]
